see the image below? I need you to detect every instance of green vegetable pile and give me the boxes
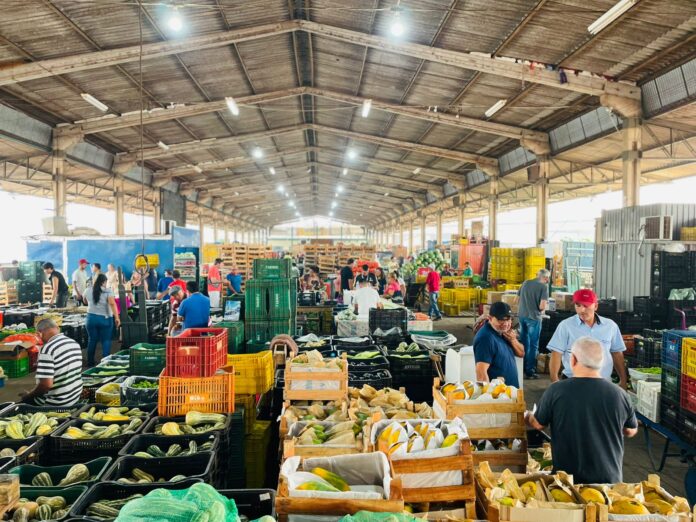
[347,351,382,360]
[132,439,214,459]
[394,342,421,353]
[635,367,662,374]
[401,249,445,278]
[131,380,158,389]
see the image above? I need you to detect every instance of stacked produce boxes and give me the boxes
[244,259,297,348]
[489,247,546,284]
[17,261,44,303]
[659,330,696,444]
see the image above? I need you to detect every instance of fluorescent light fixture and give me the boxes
[234,191,239,196]
[276,184,284,193]
[346,148,358,160]
[329,211,334,217]
[361,99,372,118]
[156,141,170,151]
[193,165,203,174]
[485,99,507,118]
[225,97,240,116]
[390,8,405,37]
[337,185,344,193]
[342,168,348,175]
[288,200,295,207]
[413,167,421,174]
[588,0,637,34]
[269,167,276,175]
[167,7,183,32]
[331,201,337,209]
[295,211,300,217]
[80,93,109,112]
[252,147,263,159]
[334,192,338,198]
[384,192,389,197]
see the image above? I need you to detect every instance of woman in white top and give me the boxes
[84,274,121,367]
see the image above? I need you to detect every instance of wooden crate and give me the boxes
[388,439,476,505]
[42,283,54,304]
[279,400,349,439]
[471,438,529,473]
[282,422,364,460]
[284,354,348,402]
[432,378,526,439]
[0,282,18,306]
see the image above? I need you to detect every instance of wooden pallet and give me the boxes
[283,354,348,402]
[42,283,54,304]
[0,282,18,306]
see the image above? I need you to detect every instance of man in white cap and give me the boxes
[425,263,442,321]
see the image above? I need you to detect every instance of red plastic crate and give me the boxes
[165,328,228,377]
[681,374,696,416]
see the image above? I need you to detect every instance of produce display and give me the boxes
[472,439,524,453]
[290,350,344,370]
[152,412,227,436]
[78,407,149,422]
[578,478,691,515]
[132,440,214,458]
[401,250,446,278]
[528,443,552,472]
[61,419,143,439]
[0,412,67,439]
[10,494,74,521]
[377,419,466,455]
[86,493,146,519]
[440,379,518,402]
[297,467,351,492]
[294,421,361,447]
[393,342,422,353]
[115,468,188,484]
[130,380,158,389]
[28,463,92,487]
[348,384,434,419]
[336,309,357,321]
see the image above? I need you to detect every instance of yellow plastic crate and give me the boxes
[235,394,258,435]
[227,350,274,395]
[443,303,461,316]
[526,247,545,257]
[440,288,455,304]
[682,338,696,380]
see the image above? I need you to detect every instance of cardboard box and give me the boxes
[552,292,574,311]
[471,221,484,237]
[0,341,34,359]
[536,353,550,374]
[487,291,504,304]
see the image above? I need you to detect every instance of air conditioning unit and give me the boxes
[640,216,672,240]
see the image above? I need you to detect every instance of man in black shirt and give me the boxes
[525,336,638,484]
[340,258,355,298]
[354,264,377,288]
[42,262,69,308]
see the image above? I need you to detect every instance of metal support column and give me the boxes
[153,189,162,235]
[536,156,550,245]
[399,222,404,247]
[458,205,466,238]
[409,221,414,254]
[213,217,219,243]
[420,216,427,251]
[436,212,443,245]
[198,212,205,252]
[115,179,125,235]
[622,117,642,207]
[488,176,498,241]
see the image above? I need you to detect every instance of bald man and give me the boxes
[526,336,637,484]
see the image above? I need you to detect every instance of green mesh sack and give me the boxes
[340,513,418,522]
[115,483,239,522]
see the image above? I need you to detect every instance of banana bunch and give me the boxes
[296,467,350,492]
[290,350,344,370]
[295,421,361,446]
[441,379,517,402]
[378,419,465,457]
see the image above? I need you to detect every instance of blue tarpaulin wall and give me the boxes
[26,241,64,271]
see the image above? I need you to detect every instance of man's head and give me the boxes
[570,336,604,374]
[42,262,54,275]
[214,258,222,266]
[347,258,354,267]
[78,258,88,269]
[488,302,513,333]
[108,263,116,272]
[92,263,101,273]
[172,270,181,279]
[230,265,238,275]
[361,264,369,274]
[36,318,60,343]
[165,269,172,277]
[464,262,470,268]
[169,285,183,302]
[573,289,598,322]
[186,281,199,294]
[428,263,436,271]
[536,268,551,284]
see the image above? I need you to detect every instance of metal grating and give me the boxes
[0,105,52,150]
[466,170,489,188]
[498,147,536,176]
[641,57,696,118]
[549,107,621,155]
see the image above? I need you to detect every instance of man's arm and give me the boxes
[623,427,638,437]
[475,362,490,382]
[546,322,568,382]
[612,351,628,389]
[50,275,59,304]
[539,299,548,312]
[549,352,563,382]
[20,378,53,402]
[502,330,525,357]
[525,412,545,431]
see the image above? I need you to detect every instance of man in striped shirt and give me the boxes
[19,319,83,406]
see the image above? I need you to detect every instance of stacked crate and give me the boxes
[524,247,546,280]
[659,330,696,440]
[219,243,273,284]
[679,337,696,445]
[245,420,272,488]
[0,282,18,306]
[489,247,547,283]
[18,261,44,303]
[245,259,297,347]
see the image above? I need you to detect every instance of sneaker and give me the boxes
[433,316,443,321]
[525,373,540,380]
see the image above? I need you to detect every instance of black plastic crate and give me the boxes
[660,398,680,433]
[662,330,696,369]
[368,308,408,334]
[118,432,219,457]
[597,298,617,315]
[678,410,696,446]
[332,336,373,348]
[342,352,389,371]
[8,456,112,487]
[219,489,276,519]
[348,369,392,389]
[0,403,79,419]
[387,351,433,376]
[643,328,667,340]
[48,418,145,464]
[652,251,691,283]
[0,436,43,466]
[633,296,668,318]
[617,312,649,334]
[371,331,408,350]
[101,453,214,485]
[661,366,681,404]
[393,380,432,403]
[634,337,662,367]
[69,479,201,521]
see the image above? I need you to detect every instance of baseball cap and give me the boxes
[573,289,598,306]
[489,301,512,320]
[79,258,89,265]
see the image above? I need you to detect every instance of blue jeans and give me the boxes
[86,313,114,366]
[519,317,542,376]
[429,292,442,319]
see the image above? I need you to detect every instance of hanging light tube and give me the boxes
[81,93,109,112]
[588,0,637,35]
[225,97,240,116]
[484,99,507,118]
[361,99,372,118]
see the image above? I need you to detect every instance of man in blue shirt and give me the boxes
[226,266,243,296]
[473,302,524,387]
[177,281,210,329]
[157,269,174,300]
[547,289,627,388]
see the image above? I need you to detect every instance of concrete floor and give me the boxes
[0,317,689,497]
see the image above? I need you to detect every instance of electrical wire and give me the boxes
[138,0,146,254]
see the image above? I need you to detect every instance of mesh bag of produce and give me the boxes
[115,483,239,522]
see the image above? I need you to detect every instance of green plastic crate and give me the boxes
[245,318,294,344]
[0,356,29,378]
[267,279,297,319]
[218,321,245,354]
[252,258,292,279]
[128,343,165,377]
[244,280,269,320]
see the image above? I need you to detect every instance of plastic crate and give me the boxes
[219,489,276,519]
[119,376,159,406]
[226,350,274,395]
[662,330,696,369]
[19,485,88,514]
[157,365,235,417]
[0,355,29,378]
[678,410,696,446]
[682,337,696,380]
[68,479,201,520]
[128,343,165,377]
[343,353,390,371]
[246,340,270,354]
[387,350,433,376]
[0,437,43,465]
[234,396,257,435]
[246,319,295,344]
[253,258,292,279]
[369,308,408,334]
[348,369,392,389]
[660,399,680,433]
[661,366,681,404]
[633,297,668,318]
[165,328,228,377]
[217,321,245,353]
[47,418,145,464]
[0,403,79,419]
[634,336,662,367]
[101,453,214,485]
[332,336,373,348]
[9,456,112,487]
[680,374,696,416]
[118,432,219,457]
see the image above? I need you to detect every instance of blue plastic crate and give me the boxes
[662,330,696,369]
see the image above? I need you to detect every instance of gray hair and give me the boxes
[571,336,604,370]
[36,318,58,332]
[537,268,551,279]
[169,286,182,296]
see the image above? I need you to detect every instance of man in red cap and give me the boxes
[547,289,627,388]
[71,258,90,304]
